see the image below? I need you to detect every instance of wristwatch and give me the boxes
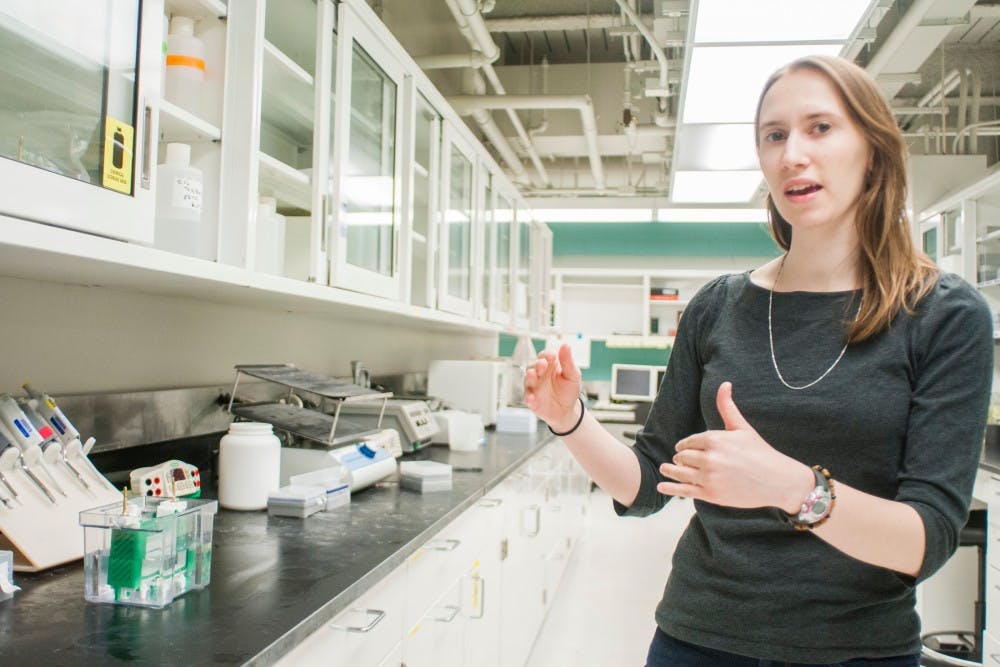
[783,465,835,531]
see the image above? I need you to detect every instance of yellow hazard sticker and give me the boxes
[102,116,134,194]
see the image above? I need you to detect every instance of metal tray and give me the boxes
[233,364,392,402]
[231,403,382,448]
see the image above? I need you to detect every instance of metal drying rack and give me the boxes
[226,364,394,448]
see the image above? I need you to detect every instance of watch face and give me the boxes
[811,500,827,516]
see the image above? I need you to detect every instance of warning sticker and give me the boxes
[102,116,134,194]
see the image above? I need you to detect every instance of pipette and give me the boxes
[0,397,59,503]
[7,399,69,498]
[18,399,91,494]
[0,441,53,504]
[22,383,80,445]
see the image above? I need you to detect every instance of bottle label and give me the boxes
[172,176,203,212]
[166,54,205,71]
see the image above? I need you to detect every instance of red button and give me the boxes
[155,488,162,496]
[195,480,200,486]
[155,477,160,484]
[193,470,199,477]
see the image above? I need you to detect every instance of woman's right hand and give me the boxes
[523,344,582,432]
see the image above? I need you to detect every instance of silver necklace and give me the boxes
[767,256,860,391]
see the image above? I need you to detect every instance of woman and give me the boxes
[524,55,994,666]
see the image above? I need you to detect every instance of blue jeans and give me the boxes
[646,627,922,667]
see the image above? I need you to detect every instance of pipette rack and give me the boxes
[227,364,394,449]
[0,443,120,572]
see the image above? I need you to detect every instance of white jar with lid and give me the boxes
[218,422,281,510]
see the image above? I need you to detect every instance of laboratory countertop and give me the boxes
[0,429,554,666]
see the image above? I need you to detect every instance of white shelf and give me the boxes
[166,0,227,20]
[0,215,500,336]
[159,100,221,143]
[262,41,314,146]
[412,162,429,178]
[411,231,427,245]
[977,229,1000,244]
[649,299,690,307]
[259,152,311,212]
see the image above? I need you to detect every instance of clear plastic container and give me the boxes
[79,496,218,609]
[0,550,19,603]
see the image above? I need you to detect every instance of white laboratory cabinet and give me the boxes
[0,0,163,243]
[0,0,553,340]
[272,441,590,667]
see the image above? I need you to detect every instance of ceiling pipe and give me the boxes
[460,70,531,185]
[442,0,551,188]
[900,68,960,129]
[613,0,669,123]
[865,0,936,77]
[528,57,550,137]
[447,94,607,190]
[414,52,491,70]
[968,68,982,153]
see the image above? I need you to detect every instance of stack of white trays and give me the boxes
[399,461,453,493]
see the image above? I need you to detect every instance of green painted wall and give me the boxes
[499,333,671,382]
[548,222,779,257]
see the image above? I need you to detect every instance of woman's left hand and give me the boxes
[657,382,814,513]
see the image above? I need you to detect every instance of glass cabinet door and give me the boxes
[438,124,477,317]
[491,188,514,325]
[0,0,159,242]
[330,5,404,299]
[408,93,440,308]
[478,172,494,321]
[514,203,533,329]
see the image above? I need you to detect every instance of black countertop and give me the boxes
[0,430,553,666]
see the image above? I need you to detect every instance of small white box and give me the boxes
[267,485,328,518]
[290,467,352,510]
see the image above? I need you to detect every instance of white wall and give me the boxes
[0,276,497,394]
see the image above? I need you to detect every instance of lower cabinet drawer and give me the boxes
[275,565,406,667]
[985,630,1000,666]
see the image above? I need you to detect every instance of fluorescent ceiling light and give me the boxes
[671,171,763,204]
[656,208,768,223]
[682,44,842,124]
[675,124,758,171]
[533,208,654,223]
[694,0,874,43]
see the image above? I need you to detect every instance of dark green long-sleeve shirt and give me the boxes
[616,271,993,662]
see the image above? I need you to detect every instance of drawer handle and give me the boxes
[434,604,461,623]
[523,504,541,538]
[427,539,461,551]
[332,608,385,633]
[467,574,486,620]
[478,498,503,508]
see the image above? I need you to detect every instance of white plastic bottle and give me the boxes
[155,142,203,255]
[218,422,281,510]
[255,197,286,275]
[165,16,205,109]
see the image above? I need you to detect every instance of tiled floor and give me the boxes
[526,487,696,667]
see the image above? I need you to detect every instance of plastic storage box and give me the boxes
[79,496,218,609]
[399,460,453,493]
[289,467,352,510]
[267,485,327,518]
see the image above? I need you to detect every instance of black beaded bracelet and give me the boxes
[548,397,586,437]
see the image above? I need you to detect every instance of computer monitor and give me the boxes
[610,364,665,403]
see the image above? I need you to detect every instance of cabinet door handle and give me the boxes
[523,504,541,537]
[321,194,329,253]
[332,608,385,633]
[467,574,486,619]
[434,605,461,623]
[478,498,503,508]
[140,101,153,190]
[427,538,461,551]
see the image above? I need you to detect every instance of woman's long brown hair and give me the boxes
[754,55,938,343]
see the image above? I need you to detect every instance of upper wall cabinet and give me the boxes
[531,221,554,332]
[487,185,516,327]
[329,3,405,300]
[0,0,163,243]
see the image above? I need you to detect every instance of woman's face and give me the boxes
[756,68,873,235]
